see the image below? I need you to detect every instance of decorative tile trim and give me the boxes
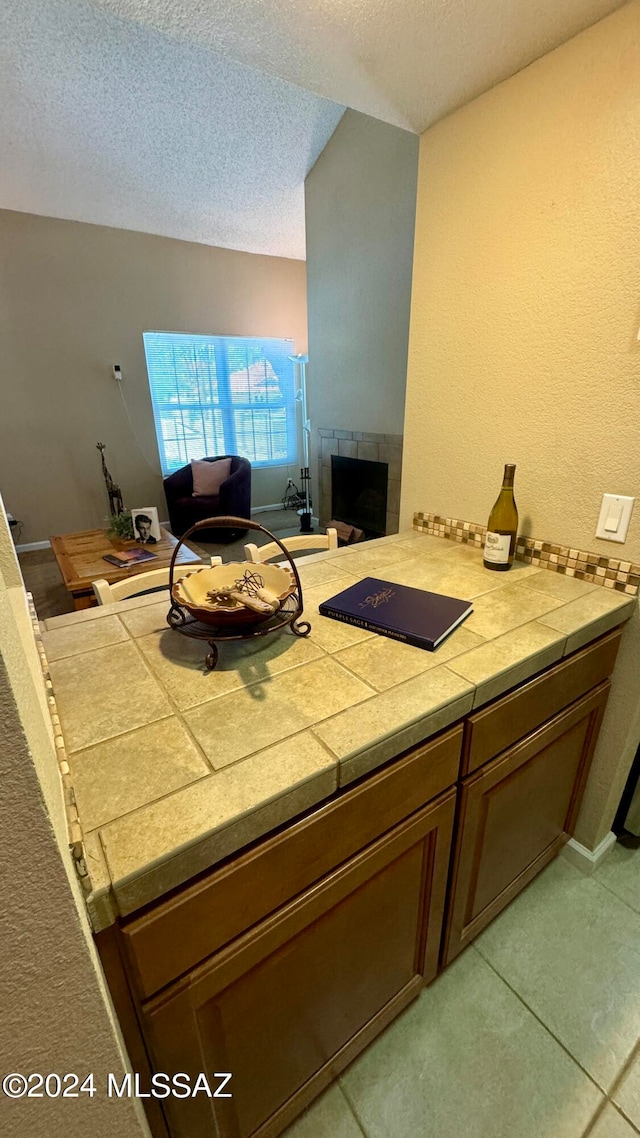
[28,596,92,896]
[412,512,640,596]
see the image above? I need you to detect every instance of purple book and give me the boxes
[319,577,473,651]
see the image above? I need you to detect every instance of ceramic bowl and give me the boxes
[172,561,296,627]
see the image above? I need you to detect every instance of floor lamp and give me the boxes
[289,353,312,533]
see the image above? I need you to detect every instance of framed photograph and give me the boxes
[131,506,161,545]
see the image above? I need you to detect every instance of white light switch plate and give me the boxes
[595,494,635,543]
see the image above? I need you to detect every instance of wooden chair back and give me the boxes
[244,529,338,564]
[92,558,221,605]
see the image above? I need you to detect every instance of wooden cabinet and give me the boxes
[141,792,455,1138]
[99,729,460,1138]
[96,629,623,1138]
[441,681,610,966]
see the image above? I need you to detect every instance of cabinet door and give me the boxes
[442,682,609,967]
[143,790,455,1138]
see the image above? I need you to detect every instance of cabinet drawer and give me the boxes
[461,627,621,776]
[123,725,462,999]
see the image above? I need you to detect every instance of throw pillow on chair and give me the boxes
[191,457,232,496]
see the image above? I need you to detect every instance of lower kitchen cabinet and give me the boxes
[95,630,623,1138]
[141,791,456,1138]
[441,681,610,966]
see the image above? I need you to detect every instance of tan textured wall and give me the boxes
[305,110,418,505]
[0,211,308,542]
[402,2,640,849]
[0,501,149,1137]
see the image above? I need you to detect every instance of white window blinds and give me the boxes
[143,332,298,475]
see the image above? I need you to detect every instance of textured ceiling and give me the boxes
[84,0,625,132]
[0,0,344,259]
[0,0,626,258]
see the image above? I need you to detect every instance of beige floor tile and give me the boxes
[138,626,324,710]
[319,542,425,577]
[100,731,337,908]
[298,580,376,652]
[308,616,377,653]
[341,948,602,1138]
[41,614,128,660]
[613,1047,640,1130]
[474,858,640,1090]
[185,657,375,768]
[388,533,450,555]
[43,589,163,629]
[301,577,362,610]
[520,571,600,602]
[119,599,171,638]
[430,544,543,582]
[69,717,210,829]
[595,846,640,916]
[448,620,566,706]
[335,625,484,692]
[296,561,358,588]
[49,641,171,752]
[282,1085,363,1138]
[380,554,503,600]
[588,1104,638,1138]
[314,665,474,784]
[538,592,635,654]
[463,582,565,640]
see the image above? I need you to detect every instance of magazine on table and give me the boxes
[103,548,158,568]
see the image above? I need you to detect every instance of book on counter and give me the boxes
[319,576,473,651]
[103,547,158,567]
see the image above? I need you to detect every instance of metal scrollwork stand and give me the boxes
[167,516,311,670]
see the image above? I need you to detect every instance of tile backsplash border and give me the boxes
[413,512,640,597]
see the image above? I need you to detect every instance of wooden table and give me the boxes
[50,526,202,610]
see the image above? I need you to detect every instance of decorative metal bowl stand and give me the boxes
[167,516,311,670]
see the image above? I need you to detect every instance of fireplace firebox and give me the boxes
[331,455,389,539]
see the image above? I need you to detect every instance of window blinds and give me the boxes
[143,332,298,475]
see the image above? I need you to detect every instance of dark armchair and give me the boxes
[163,455,252,542]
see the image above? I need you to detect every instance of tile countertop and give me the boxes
[40,529,636,925]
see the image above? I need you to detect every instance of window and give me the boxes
[143,332,298,475]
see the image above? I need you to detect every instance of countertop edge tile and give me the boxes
[109,767,338,915]
[447,622,568,710]
[539,604,635,657]
[332,689,475,788]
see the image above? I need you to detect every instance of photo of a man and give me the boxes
[134,514,157,544]
[131,507,161,544]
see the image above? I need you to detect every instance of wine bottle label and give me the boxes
[484,531,511,564]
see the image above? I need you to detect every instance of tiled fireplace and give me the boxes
[317,428,403,536]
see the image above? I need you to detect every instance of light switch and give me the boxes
[604,504,623,532]
[596,494,635,543]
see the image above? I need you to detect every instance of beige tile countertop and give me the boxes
[40,529,636,925]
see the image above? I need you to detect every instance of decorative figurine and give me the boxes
[96,442,124,516]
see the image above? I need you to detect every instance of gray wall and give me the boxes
[304,109,419,507]
[0,211,308,543]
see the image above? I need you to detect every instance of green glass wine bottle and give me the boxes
[483,464,518,571]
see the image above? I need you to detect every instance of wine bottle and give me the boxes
[483,464,518,571]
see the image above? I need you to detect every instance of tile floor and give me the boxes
[284,844,640,1138]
